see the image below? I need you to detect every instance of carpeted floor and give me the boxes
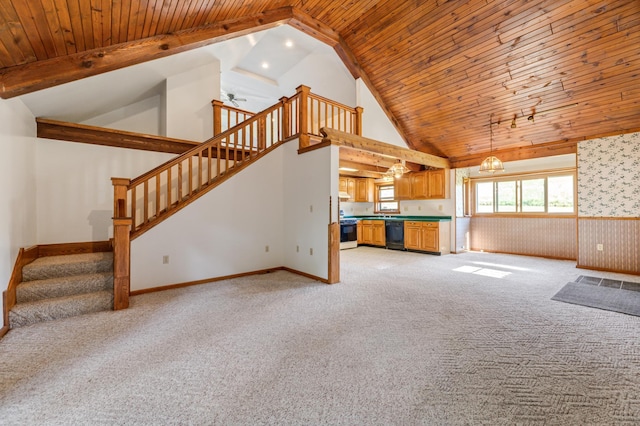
[0,248,639,425]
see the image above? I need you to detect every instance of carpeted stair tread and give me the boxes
[16,272,113,303]
[22,252,113,281]
[9,290,114,328]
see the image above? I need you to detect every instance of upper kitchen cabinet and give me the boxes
[395,175,412,200]
[396,169,448,200]
[340,177,374,202]
[355,178,374,202]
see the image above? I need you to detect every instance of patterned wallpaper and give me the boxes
[577,132,640,217]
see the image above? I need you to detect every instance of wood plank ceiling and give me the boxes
[0,0,638,168]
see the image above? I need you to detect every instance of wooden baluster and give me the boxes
[178,162,183,201]
[297,85,310,148]
[167,167,172,210]
[198,151,203,191]
[131,185,137,230]
[258,115,266,151]
[155,175,160,216]
[212,100,223,136]
[280,97,290,140]
[188,156,193,196]
[143,180,149,223]
[249,123,255,159]
[111,177,131,310]
[217,141,221,177]
[207,146,212,184]
[355,106,363,136]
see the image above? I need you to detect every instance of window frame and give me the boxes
[471,169,576,217]
[374,183,400,214]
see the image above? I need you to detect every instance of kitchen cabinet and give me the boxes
[404,221,450,254]
[395,175,412,200]
[412,170,447,199]
[355,178,374,202]
[339,177,356,201]
[427,169,446,199]
[357,221,363,244]
[340,177,373,202]
[360,219,386,247]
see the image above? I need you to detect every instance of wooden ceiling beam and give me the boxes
[0,7,296,98]
[37,118,200,154]
[322,127,451,169]
[449,140,578,169]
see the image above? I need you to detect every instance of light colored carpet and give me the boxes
[1,248,639,425]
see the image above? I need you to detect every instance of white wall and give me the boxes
[0,98,37,297]
[35,139,172,244]
[283,143,337,279]
[82,94,163,135]
[356,79,407,147]
[130,140,336,291]
[165,61,220,141]
[280,51,356,107]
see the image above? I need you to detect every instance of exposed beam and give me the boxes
[322,127,451,169]
[449,140,577,169]
[0,8,295,98]
[37,118,200,154]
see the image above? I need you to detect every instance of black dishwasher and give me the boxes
[385,220,405,250]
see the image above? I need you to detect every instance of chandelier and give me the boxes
[479,115,505,174]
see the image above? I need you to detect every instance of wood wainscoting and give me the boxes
[470,216,577,260]
[578,217,640,275]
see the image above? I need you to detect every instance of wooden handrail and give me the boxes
[112,86,363,310]
[212,100,256,136]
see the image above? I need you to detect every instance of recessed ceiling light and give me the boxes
[339,167,359,172]
[261,62,269,69]
[285,40,293,48]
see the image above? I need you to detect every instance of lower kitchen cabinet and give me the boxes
[404,221,450,254]
[360,220,386,247]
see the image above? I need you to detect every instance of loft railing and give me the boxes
[212,85,363,148]
[111,85,362,309]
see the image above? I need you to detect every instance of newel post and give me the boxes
[212,99,224,136]
[296,85,311,148]
[280,96,290,139]
[111,177,131,310]
[354,106,364,136]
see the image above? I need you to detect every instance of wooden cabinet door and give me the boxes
[427,169,446,199]
[339,177,348,193]
[355,178,373,202]
[420,222,439,252]
[357,221,363,244]
[362,222,373,244]
[372,221,386,246]
[395,175,411,200]
[404,222,421,250]
[410,171,428,199]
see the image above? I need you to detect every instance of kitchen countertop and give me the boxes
[346,215,452,222]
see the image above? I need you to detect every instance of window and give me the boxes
[375,184,399,213]
[473,171,575,215]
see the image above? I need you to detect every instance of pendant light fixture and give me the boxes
[387,159,410,178]
[479,115,505,174]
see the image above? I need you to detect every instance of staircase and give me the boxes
[9,252,114,328]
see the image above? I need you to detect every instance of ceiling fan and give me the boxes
[221,89,247,107]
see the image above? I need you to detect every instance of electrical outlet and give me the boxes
[418,206,421,211]
[162,255,169,264]
[310,205,313,213]
[296,245,299,253]
[597,244,603,251]
[404,206,409,211]
[265,245,269,252]
[309,248,313,255]
[438,204,443,211]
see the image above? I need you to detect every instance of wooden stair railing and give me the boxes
[111,85,363,309]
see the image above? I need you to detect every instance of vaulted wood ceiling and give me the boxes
[0,1,638,168]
